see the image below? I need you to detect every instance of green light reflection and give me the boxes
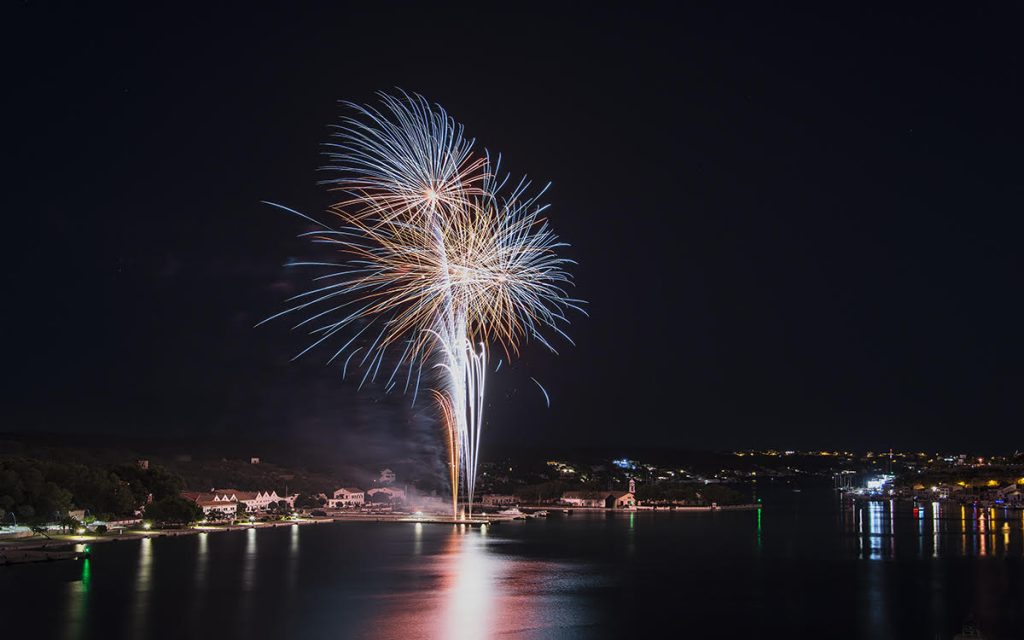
[81,557,91,589]
[756,508,762,551]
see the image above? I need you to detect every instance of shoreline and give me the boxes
[0,517,334,564]
[1,504,762,566]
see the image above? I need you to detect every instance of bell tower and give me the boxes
[628,477,636,494]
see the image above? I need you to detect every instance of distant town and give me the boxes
[3,438,1022,546]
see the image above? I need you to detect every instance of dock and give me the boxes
[0,547,87,566]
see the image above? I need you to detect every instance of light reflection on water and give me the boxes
[442,528,495,639]
[132,538,153,637]
[243,527,257,590]
[63,551,90,640]
[370,525,598,639]
[195,532,208,590]
[287,524,300,591]
[8,495,1024,639]
[845,498,1024,560]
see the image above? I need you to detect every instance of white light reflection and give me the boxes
[857,504,864,557]
[195,532,209,590]
[235,526,259,634]
[288,525,300,591]
[868,502,883,560]
[132,538,153,637]
[887,499,894,557]
[443,529,496,640]
[243,527,257,590]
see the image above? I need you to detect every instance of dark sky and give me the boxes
[7,4,1023,454]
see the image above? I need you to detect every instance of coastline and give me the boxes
[0,517,334,565]
[1,504,762,566]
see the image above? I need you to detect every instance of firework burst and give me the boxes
[262,90,583,517]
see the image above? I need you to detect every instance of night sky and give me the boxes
[7,5,1023,454]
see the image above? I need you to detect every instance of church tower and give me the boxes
[628,477,636,494]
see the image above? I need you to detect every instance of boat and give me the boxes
[498,508,526,519]
[527,510,548,518]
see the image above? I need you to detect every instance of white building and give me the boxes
[561,491,635,509]
[327,487,365,508]
[482,494,518,506]
[367,486,406,503]
[210,489,295,512]
[197,499,238,517]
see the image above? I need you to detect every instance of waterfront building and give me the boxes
[482,494,518,506]
[211,490,265,512]
[201,489,297,512]
[367,486,406,503]
[197,499,238,517]
[996,484,1023,506]
[561,491,636,509]
[328,487,365,508]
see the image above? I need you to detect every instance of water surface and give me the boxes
[2,489,1022,639]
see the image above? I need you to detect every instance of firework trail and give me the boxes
[262,90,583,517]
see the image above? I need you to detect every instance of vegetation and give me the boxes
[204,510,228,522]
[295,494,326,509]
[266,500,292,515]
[144,496,203,524]
[0,456,184,523]
[164,458,335,499]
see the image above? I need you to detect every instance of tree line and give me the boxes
[0,456,184,524]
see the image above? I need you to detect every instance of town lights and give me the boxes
[143,522,152,530]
